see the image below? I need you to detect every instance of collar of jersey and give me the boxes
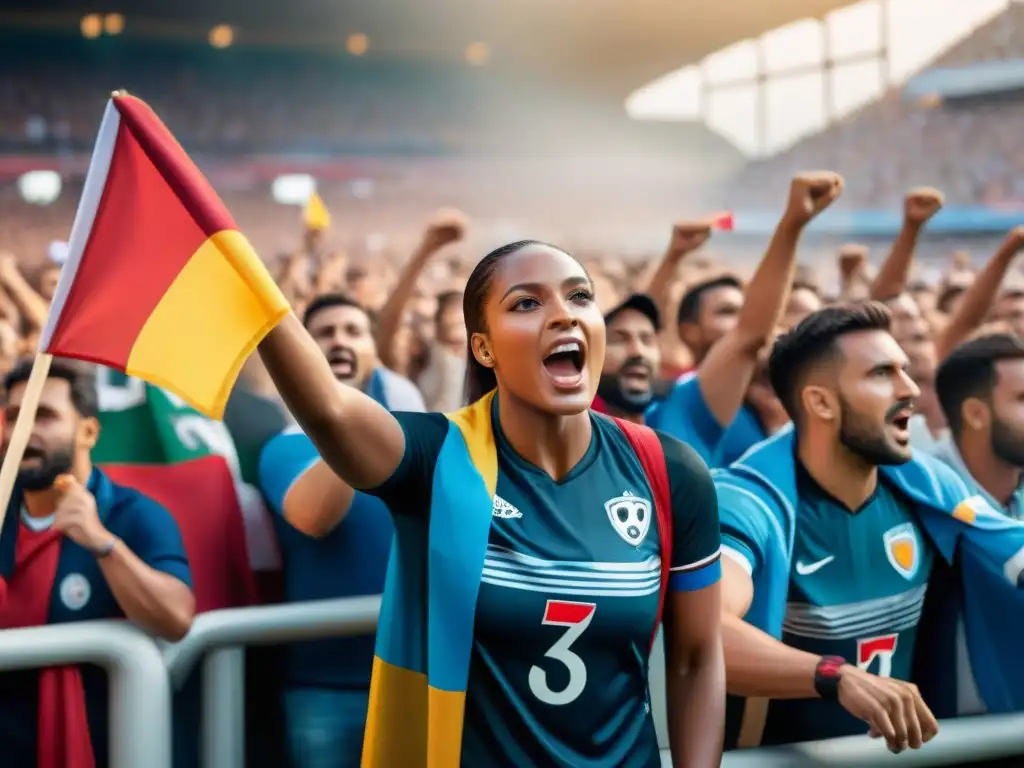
[489,394,601,485]
[932,433,1024,518]
[794,452,880,515]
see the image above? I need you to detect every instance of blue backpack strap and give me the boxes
[613,417,671,651]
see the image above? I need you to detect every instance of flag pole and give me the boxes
[0,352,54,532]
[0,88,129,536]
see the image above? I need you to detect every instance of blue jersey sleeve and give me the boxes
[258,428,321,516]
[657,431,722,592]
[714,472,776,578]
[120,492,192,588]
[647,376,723,463]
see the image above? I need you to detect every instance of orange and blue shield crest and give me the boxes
[883,522,920,580]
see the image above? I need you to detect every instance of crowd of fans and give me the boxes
[2,7,1024,768]
[3,173,1024,766]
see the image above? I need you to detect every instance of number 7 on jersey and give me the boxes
[529,600,597,706]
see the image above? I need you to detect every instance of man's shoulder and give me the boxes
[376,367,427,412]
[893,449,975,508]
[101,470,177,529]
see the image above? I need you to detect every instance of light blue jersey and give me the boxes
[646,374,724,464]
[722,461,933,743]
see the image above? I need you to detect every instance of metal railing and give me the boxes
[0,621,171,768]
[163,595,381,768]
[719,714,1024,767]
[162,597,1024,768]
[3,600,1023,767]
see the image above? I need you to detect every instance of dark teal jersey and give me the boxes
[722,462,933,745]
[371,404,721,767]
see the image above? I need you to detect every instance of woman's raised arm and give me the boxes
[259,312,406,489]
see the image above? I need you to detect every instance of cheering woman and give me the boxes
[259,240,724,768]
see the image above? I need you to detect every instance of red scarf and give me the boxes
[0,523,95,768]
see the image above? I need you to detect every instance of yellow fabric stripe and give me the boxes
[362,657,429,768]
[126,230,288,419]
[446,389,498,497]
[427,686,467,768]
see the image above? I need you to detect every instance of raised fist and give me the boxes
[904,187,944,225]
[838,244,869,279]
[1005,226,1024,252]
[669,221,712,255]
[785,172,844,226]
[0,252,19,283]
[950,250,973,271]
[423,208,468,251]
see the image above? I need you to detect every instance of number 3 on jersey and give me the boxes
[529,600,597,706]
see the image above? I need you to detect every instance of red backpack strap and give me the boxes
[613,417,672,651]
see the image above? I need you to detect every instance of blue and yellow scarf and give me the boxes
[361,391,499,767]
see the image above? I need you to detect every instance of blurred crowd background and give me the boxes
[2,0,1023,289]
[2,1,1024,764]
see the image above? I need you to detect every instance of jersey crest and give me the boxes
[883,523,920,580]
[492,495,522,519]
[59,572,92,611]
[604,491,651,546]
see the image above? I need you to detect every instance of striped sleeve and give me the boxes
[716,474,776,578]
[656,430,722,592]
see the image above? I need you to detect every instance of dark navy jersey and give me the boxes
[722,462,933,744]
[370,405,721,767]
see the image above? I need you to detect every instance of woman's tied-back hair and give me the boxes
[768,301,892,425]
[462,240,581,404]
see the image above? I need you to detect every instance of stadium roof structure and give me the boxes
[6,0,860,97]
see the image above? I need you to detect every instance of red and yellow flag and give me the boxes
[40,93,288,419]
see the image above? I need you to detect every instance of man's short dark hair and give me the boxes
[935,333,1024,437]
[435,290,463,319]
[768,302,892,424]
[4,358,98,418]
[677,275,743,325]
[302,293,373,330]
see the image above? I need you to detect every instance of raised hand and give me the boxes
[669,221,713,256]
[53,474,114,553]
[785,172,844,226]
[423,208,468,251]
[838,244,870,280]
[903,187,945,225]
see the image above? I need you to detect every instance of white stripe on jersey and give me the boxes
[482,545,661,597]
[782,584,927,640]
[670,546,721,573]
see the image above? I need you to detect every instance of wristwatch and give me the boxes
[814,656,846,701]
[92,537,119,559]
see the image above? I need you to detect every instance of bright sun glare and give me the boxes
[626,0,1016,157]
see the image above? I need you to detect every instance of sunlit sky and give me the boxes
[626,0,1019,157]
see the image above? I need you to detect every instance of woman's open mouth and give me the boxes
[542,340,586,391]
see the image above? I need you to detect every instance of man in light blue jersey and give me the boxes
[304,293,425,412]
[716,303,1024,754]
[258,295,423,768]
[933,333,1024,519]
[649,172,843,463]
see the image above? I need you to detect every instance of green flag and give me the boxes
[94,368,283,571]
